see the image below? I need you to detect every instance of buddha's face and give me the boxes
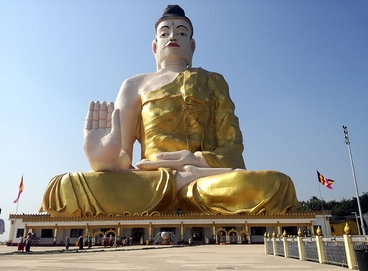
[153,18,195,70]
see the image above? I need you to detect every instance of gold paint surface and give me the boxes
[40,69,298,217]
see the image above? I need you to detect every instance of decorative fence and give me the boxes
[264,234,368,269]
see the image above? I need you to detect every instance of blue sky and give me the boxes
[1,1,367,241]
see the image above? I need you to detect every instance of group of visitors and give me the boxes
[17,232,33,253]
[16,232,138,252]
[64,235,93,250]
[102,234,116,247]
[63,234,136,249]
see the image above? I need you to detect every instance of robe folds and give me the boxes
[40,68,298,217]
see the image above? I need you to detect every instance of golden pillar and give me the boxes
[7,220,15,245]
[85,223,89,237]
[245,222,250,243]
[117,223,121,239]
[149,222,152,240]
[277,221,281,237]
[180,222,184,242]
[212,222,216,238]
[310,221,315,236]
[53,224,58,244]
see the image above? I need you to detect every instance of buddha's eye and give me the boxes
[178,32,187,36]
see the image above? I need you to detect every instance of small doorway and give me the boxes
[192,227,204,242]
[131,228,144,243]
[250,227,266,244]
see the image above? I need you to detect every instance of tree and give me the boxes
[298,192,368,220]
[298,196,326,212]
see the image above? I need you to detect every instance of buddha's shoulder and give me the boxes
[123,69,226,82]
[123,72,157,85]
[189,67,226,80]
[119,72,158,96]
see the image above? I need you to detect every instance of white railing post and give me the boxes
[264,237,269,254]
[272,236,277,256]
[343,234,356,270]
[315,235,325,264]
[283,237,289,258]
[297,236,305,261]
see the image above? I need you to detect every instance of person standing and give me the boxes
[65,236,70,249]
[78,235,84,250]
[109,235,113,247]
[87,235,92,248]
[25,232,32,252]
[17,236,24,252]
[103,235,107,247]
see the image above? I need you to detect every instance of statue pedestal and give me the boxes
[162,237,169,245]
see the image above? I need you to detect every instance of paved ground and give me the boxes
[0,244,348,270]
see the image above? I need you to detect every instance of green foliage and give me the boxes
[298,192,368,217]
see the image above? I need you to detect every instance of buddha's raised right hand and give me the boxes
[83,101,122,171]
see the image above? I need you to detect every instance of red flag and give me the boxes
[317,170,334,189]
[13,176,24,203]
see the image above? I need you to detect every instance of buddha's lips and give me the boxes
[165,42,180,47]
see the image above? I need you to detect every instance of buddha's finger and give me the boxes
[99,101,107,128]
[92,101,100,129]
[136,159,180,170]
[106,102,114,128]
[85,101,95,130]
[110,108,120,135]
[156,150,187,161]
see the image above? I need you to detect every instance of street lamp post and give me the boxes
[343,125,366,235]
[351,212,362,235]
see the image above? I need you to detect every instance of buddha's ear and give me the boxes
[152,39,160,71]
[191,38,196,53]
[152,39,157,55]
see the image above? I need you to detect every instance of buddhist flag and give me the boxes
[317,170,334,190]
[13,176,24,203]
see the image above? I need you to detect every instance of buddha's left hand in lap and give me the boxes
[136,150,235,191]
[136,150,210,170]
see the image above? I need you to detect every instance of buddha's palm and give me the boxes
[83,101,121,171]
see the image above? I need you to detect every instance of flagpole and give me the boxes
[12,174,23,246]
[317,178,327,235]
[14,174,22,215]
[12,197,20,246]
[15,198,20,216]
[343,126,366,236]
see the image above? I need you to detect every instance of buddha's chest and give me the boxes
[139,72,180,94]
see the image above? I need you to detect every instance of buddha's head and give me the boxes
[153,5,196,71]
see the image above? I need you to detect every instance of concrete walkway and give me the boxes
[0,244,348,270]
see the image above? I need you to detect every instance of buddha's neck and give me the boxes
[160,59,188,72]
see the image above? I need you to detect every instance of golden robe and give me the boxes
[40,68,298,217]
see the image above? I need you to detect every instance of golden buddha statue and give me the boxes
[40,5,298,217]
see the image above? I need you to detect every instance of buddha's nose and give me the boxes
[169,32,176,41]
